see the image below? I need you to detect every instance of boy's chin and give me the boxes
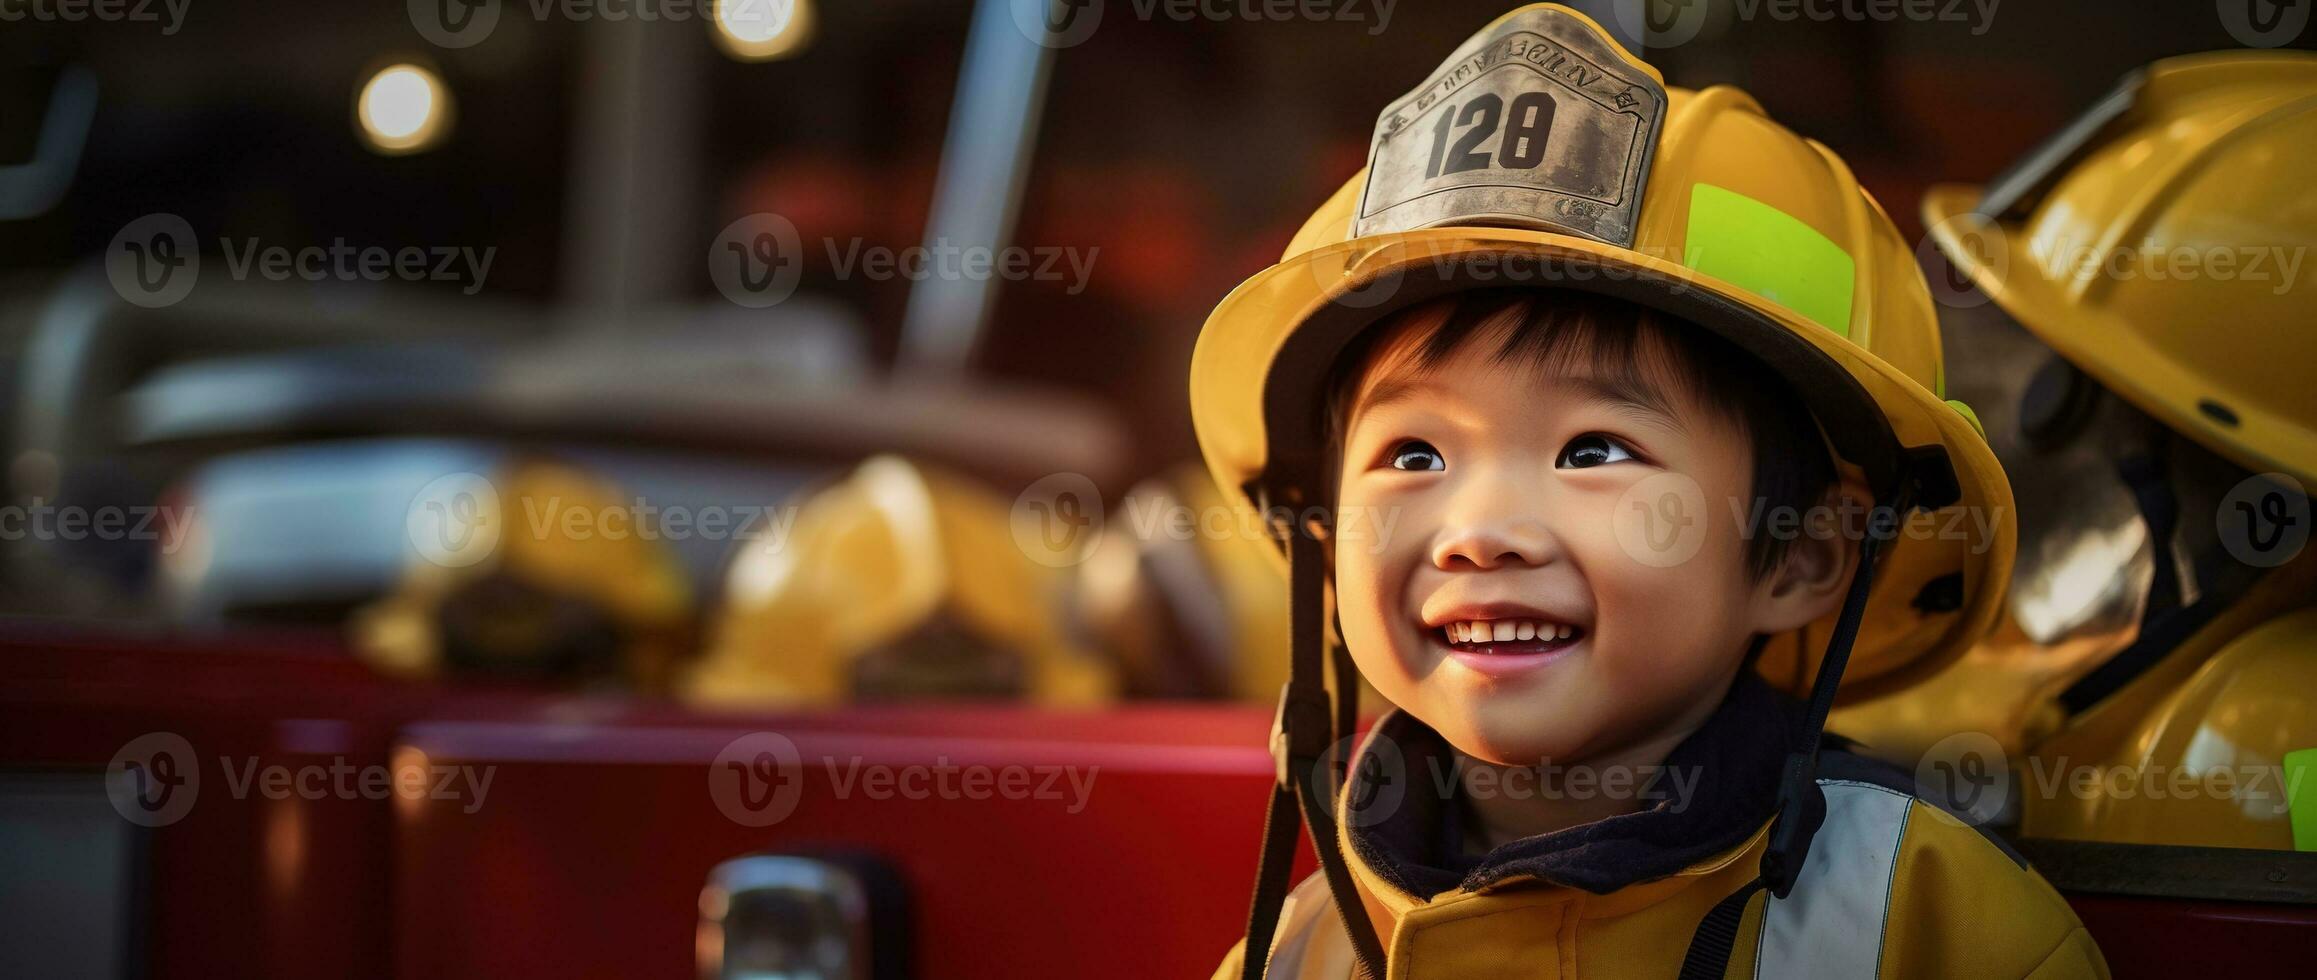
[1426,710,1595,768]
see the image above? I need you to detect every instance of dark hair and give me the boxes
[1326,288,1838,580]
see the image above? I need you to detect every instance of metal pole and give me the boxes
[896,0,1061,376]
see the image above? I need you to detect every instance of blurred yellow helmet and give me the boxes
[1191,3,2012,700]
[686,455,1115,706]
[1073,463,1289,700]
[1923,50,2317,488]
[356,459,696,691]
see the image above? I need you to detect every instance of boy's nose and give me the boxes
[1430,507,1561,571]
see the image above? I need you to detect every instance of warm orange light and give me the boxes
[357,64,452,155]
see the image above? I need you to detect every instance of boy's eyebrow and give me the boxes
[1559,374,1689,434]
[1349,372,1688,434]
[1349,376,1432,422]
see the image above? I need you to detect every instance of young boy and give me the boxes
[1190,5,2107,977]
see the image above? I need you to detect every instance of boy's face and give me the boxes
[1334,319,1797,767]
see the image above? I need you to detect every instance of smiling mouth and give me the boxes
[1440,618,1586,654]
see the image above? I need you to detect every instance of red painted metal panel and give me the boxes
[390,715,1289,979]
[2065,893,2317,979]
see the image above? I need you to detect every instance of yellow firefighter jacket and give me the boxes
[1211,676,2109,979]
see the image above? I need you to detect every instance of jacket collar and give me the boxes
[1337,671,1803,908]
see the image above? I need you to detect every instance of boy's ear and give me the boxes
[1749,476,1873,634]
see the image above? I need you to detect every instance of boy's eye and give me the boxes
[1388,440,1445,472]
[1558,433,1636,469]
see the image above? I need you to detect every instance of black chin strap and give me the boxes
[1678,495,1895,979]
[1240,529,1386,980]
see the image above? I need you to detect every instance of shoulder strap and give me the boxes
[1240,530,1386,979]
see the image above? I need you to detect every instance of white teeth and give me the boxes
[1441,618,1582,645]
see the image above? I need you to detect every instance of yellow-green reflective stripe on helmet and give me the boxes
[1684,183,1857,337]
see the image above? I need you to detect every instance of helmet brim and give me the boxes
[1923,183,2317,488]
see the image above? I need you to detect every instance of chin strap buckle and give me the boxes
[1761,750,1827,900]
[1268,682,1334,791]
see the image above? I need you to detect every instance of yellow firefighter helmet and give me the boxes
[1923,50,2317,488]
[686,455,1115,706]
[1920,50,2317,852]
[1192,4,2013,701]
[356,459,696,692]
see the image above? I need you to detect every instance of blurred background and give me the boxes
[0,0,2304,696]
[2,1,2310,978]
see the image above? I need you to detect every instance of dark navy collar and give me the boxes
[1344,671,1806,897]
